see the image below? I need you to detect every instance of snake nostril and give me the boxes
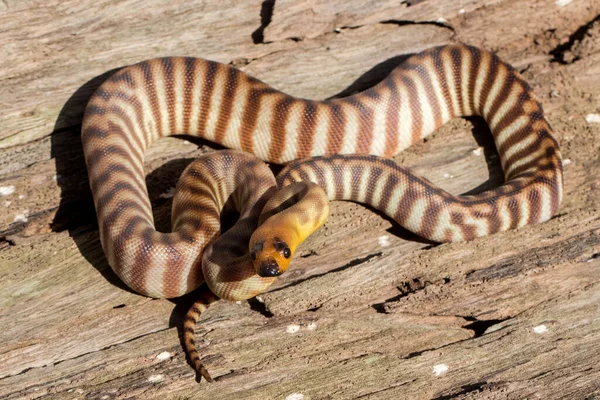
[258,259,281,277]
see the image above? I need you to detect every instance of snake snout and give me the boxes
[257,258,282,277]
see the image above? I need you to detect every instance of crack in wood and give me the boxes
[550,14,600,64]
[251,0,276,44]
[0,207,58,238]
[267,251,383,294]
[380,18,456,33]
[354,378,418,398]
[588,252,600,261]
[372,277,450,313]
[258,3,455,45]
[1,363,109,399]
[462,317,508,338]
[0,236,16,247]
[334,18,455,39]
[466,229,600,282]
[248,297,274,318]
[431,381,489,400]
[1,327,172,381]
[401,329,507,361]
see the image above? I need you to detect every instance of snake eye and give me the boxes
[250,251,257,261]
[283,247,291,259]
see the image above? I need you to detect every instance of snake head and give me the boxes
[250,238,293,277]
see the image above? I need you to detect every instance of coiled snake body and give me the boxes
[82,44,563,381]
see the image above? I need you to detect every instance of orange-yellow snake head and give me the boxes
[249,182,330,278]
[250,236,294,277]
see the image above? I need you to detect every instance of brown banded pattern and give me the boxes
[82,44,563,379]
[82,43,562,294]
[277,152,561,242]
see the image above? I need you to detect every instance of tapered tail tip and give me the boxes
[199,365,213,383]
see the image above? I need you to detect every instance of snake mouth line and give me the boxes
[257,257,283,277]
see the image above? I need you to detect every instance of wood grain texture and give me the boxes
[1,0,600,399]
[262,0,502,42]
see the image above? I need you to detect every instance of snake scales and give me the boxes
[82,44,563,381]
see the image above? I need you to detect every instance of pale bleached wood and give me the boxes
[0,0,267,147]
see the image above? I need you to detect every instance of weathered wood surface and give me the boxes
[1,0,600,399]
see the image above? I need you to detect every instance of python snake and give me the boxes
[81,44,563,381]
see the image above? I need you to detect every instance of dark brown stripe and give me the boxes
[486,206,502,234]
[325,102,346,154]
[356,100,375,154]
[405,55,443,130]
[477,53,500,117]
[418,201,443,239]
[114,215,148,248]
[94,88,111,101]
[526,188,542,225]
[196,61,219,139]
[268,97,295,162]
[124,65,153,148]
[129,227,154,293]
[183,326,197,334]
[510,152,562,179]
[101,200,149,237]
[377,171,401,212]
[98,203,151,240]
[81,126,109,145]
[393,184,419,227]
[363,166,383,206]
[383,81,399,156]
[162,234,186,298]
[86,130,145,181]
[174,197,221,219]
[192,303,205,314]
[85,105,106,115]
[450,211,477,241]
[86,142,138,173]
[431,48,453,121]
[447,46,464,116]
[503,135,544,177]
[466,46,481,114]
[182,58,197,135]
[496,117,531,156]
[297,101,318,158]
[333,162,345,199]
[240,84,277,153]
[96,180,145,214]
[549,179,562,217]
[173,210,220,232]
[490,84,527,139]
[142,61,162,139]
[400,75,422,145]
[161,58,177,136]
[90,161,142,195]
[214,67,240,144]
[295,166,312,184]
[349,165,363,200]
[485,69,516,130]
[111,70,135,88]
[506,196,520,230]
[107,105,146,156]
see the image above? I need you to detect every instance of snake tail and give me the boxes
[183,288,220,382]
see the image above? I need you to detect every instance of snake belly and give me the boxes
[81,44,563,299]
